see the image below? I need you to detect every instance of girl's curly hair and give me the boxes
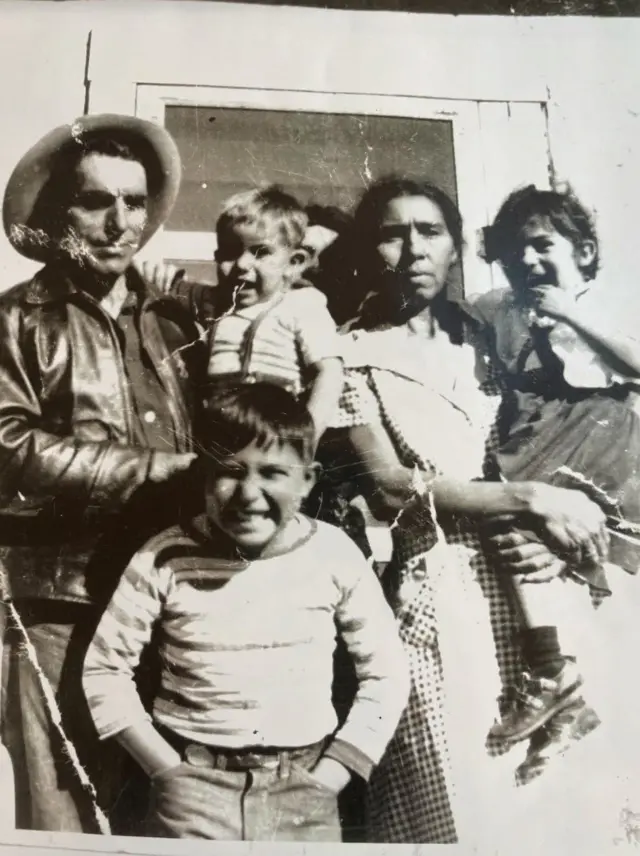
[485,183,600,281]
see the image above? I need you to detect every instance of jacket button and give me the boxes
[143,410,157,424]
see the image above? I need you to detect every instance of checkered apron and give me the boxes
[334,327,524,843]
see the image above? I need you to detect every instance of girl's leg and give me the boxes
[490,576,587,742]
[510,575,567,679]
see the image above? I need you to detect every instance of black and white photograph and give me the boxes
[1,1,640,853]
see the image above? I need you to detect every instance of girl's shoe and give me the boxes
[489,659,584,743]
[515,698,601,786]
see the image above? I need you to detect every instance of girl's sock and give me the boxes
[521,626,565,678]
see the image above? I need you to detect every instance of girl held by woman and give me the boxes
[475,184,640,775]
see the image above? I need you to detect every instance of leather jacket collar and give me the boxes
[23,262,168,309]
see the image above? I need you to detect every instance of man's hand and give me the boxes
[308,757,351,794]
[135,260,182,294]
[148,452,197,483]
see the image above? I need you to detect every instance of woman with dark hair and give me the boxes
[325,176,610,843]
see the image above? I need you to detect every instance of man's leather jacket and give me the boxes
[0,264,204,604]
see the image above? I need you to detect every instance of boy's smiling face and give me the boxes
[205,439,316,558]
[215,219,299,309]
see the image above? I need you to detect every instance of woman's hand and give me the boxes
[487,528,568,583]
[525,482,609,563]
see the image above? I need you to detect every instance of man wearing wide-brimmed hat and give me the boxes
[0,114,203,833]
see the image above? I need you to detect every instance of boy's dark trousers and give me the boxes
[145,738,341,841]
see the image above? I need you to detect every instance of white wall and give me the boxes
[2,1,640,311]
[545,49,640,293]
[0,3,90,286]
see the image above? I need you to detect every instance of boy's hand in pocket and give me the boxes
[310,757,351,793]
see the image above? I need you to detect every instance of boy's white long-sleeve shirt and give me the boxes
[83,516,410,780]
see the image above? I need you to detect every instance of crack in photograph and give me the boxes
[1,1,640,853]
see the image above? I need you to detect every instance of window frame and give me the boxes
[134,84,551,296]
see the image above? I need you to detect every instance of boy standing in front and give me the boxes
[83,383,409,841]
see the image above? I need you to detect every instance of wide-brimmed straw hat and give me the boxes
[2,113,182,262]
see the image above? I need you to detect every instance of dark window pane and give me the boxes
[166,259,216,286]
[164,106,457,231]
[164,105,462,298]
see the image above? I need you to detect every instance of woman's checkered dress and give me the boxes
[333,324,525,843]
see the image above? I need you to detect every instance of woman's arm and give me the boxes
[433,477,537,517]
[348,421,538,520]
[346,420,609,559]
[345,423,415,522]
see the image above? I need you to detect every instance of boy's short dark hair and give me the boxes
[486,184,600,281]
[201,383,316,465]
[216,186,308,251]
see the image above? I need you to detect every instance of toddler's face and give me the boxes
[204,439,315,558]
[507,216,594,299]
[215,220,297,309]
